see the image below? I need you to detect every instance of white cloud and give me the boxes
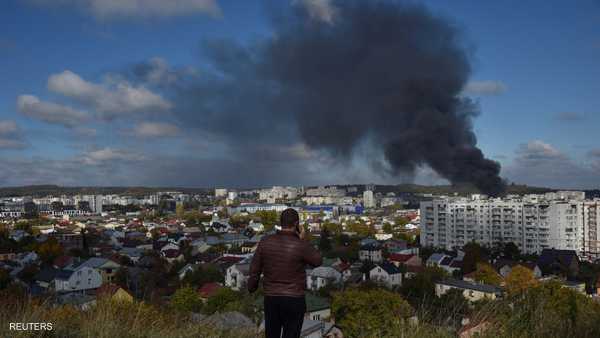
[503,140,600,189]
[0,120,26,150]
[17,94,90,128]
[295,0,338,24]
[137,57,198,85]
[80,147,144,165]
[48,70,172,119]
[555,111,585,121]
[133,121,180,138]
[463,80,507,96]
[515,140,563,162]
[0,120,18,135]
[27,0,222,19]
[0,139,26,149]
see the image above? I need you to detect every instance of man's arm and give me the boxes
[303,242,323,268]
[247,241,263,293]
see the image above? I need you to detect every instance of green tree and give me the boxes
[382,223,393,234]
[400,266,447,301]
[256,211,278,227]
[171,286,203,313]
[0,268,10,289]
[462,242,486,274]
[318,228,332,252]
[332,288,413,337]
[502,242,520,260]
[203,288,240,315]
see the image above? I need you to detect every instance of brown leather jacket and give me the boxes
[248,230,322,297]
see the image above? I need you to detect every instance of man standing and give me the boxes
[248,208,322,338]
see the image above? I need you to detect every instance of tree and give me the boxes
[505,265,538,296]
[0,268,10,289]
[254,211,278,231]
[203,288,240,315]
[503,242,520,260]
[35,237,64,264]
[171,286,203,313]
[175,204,185,219]
[332,288,413,337]
[462,242,486,274]
[318,228,332,252]
[382,223,393,234]
[183,264,224,287]
[470,263,503,286]
[400,266,447,301]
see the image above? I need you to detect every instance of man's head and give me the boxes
[280,208,299,229]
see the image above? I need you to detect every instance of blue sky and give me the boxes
[0,0,599,189]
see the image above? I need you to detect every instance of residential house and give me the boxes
[119,247,143,263]
[359,243,383,263]
[306,266,342,291]
[198,282,223,302]
[96,283,134,302]
[368,262,402,288]
[427,253,461,274]
[388,253,421,268]
[435,279,502,302]
[493,259,542,279]
[383,239,407,253]
[55,265,103,293]
[190,240,211,256]
[225,263,250,291]
[72,257,120,284]
[305,294,331,321]
[0,248,17,262]
[537,249,579,278]
[240,241,258,253]
[162,248,184,263]
[34,267,60,291]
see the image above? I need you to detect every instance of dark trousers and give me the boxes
[264,295,306,338]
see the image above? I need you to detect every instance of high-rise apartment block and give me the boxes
[420,191,600,260]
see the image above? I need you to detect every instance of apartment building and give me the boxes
[420,192,590,258]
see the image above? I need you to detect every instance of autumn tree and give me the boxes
[470,263,503,286]
[35,237,64,264]
[332,288,413,337]
[505,265,538,296]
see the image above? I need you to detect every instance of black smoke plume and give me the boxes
[166,0,506,195]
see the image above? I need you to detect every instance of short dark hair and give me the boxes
[280,208,299,228]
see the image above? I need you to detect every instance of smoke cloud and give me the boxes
[163,0,505,195]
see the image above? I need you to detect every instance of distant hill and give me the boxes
[0,185,211,198]
[0,183,560,198]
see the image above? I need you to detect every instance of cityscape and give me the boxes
[2,0,600,337]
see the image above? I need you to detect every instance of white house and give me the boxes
[226,263,250,291]
[248,221,264,232]
[368,263,402,288]
[306,266,342,291]
[160,243,180,253]
[435,279,502,302]
[359,243,383,263]
[55,266,102,293]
